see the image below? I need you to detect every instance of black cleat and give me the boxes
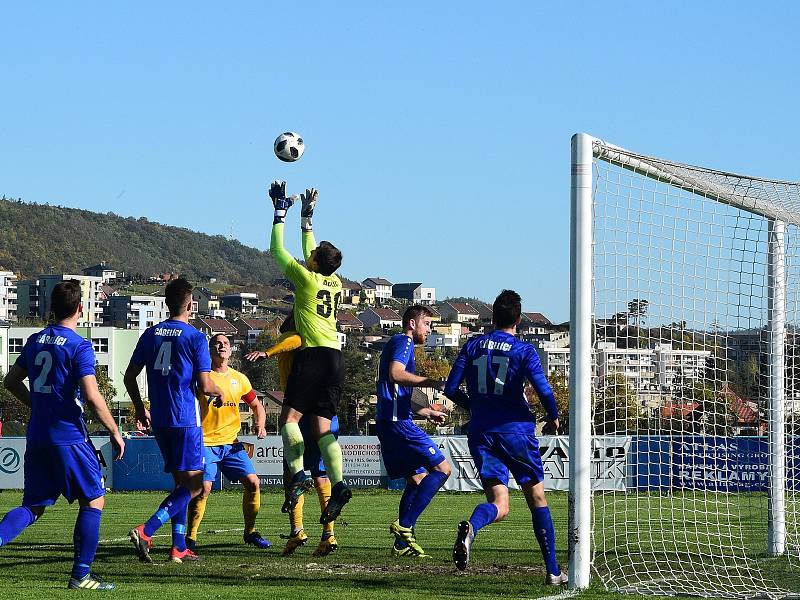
[453,520,474,571]
[285,472,314,513]
[320,482,352,524]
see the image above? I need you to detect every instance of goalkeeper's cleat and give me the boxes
[390,520,428,557]
[169,547,201,563]
[545,570,568,586]
[243,531,272,549]
[311,534,338,557]
[67,573,116,590]
[185,537,197,552]
[320,482,351,524]
[129,524,153,564]
[453,520,474,571]
[281,529,308,556]
[285,472,314,513]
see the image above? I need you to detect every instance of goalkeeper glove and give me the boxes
[300,187,319,231]
[269,180,294,224]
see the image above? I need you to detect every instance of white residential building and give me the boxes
[362,278,393,301]
[221,292,259,314]
[0,270,17,322]
[17,274,104,327]
[654,343,712,390]
[357,307,402,329]
[105,295,169,330]
[82,262,119,283]
[425,332,459,349]
[392,283,436,305]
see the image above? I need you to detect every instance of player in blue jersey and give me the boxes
[0,280,125,590]
[123,278,223,564]
[444,290,566,584]
[376,305,451,558]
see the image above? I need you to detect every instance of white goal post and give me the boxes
[568,133,798,598]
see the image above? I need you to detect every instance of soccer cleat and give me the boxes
[320,482,351,524]
[243,531,272,549]
[545,571,568,586]
[129,524,153,564]
[311,534,338,557]
[169,547,201,563]
[453,520,474,571]
[281,529,308,556]
[285,472,314,513]
[67,573,116,590]
[390,520,428,557]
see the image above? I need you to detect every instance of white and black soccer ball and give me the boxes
[274,131,305,162]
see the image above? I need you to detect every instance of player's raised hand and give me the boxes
[245,350,266,362]
[270,180,295,224]
[300,188,318,231]
[269,180,287,202]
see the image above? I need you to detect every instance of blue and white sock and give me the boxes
[468,502,498,534]
[172,509,188,552]
[532,506,560,576]
[72,507,102,580]
[0,506,38,546]
[144,487,192,537]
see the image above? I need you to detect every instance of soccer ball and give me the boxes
[274,132,305,162]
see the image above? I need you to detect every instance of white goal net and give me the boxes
[569,134,800,598]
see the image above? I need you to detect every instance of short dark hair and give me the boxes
[492,289,522,328]
[314,241,342,276]
[209,333,229,346]
[279,310,296,334]
[403,305,434,330]
[51,280,82,321]
[165,278,193,315]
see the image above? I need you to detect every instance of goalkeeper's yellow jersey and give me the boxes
[270,224,342,350]
[264,331,302,391]
[197,368,255,446]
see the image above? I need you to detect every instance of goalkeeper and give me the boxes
[268,181,351,524]
[245,312,339,557]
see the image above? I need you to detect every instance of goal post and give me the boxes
[568,133,797,597]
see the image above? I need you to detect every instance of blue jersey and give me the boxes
[131,319,211,428]
[376,334,416,422]
[15,325,96,446]
[444,330,557,434]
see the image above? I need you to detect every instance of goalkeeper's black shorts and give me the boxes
[284,347,343,420]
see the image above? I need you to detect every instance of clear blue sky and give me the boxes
[2,2,798,323]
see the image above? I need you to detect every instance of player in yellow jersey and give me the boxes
[269,181,352,524]
[185,333,272,553]
[246,311,339,557]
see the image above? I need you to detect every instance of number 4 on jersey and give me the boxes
[154,342,172,376]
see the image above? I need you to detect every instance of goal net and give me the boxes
[569,134,800,598]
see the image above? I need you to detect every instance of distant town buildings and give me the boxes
[0,270,17,322]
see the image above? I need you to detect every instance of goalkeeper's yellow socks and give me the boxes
[317,434,343,486]
[242,490,260,536]
[289,492,305,535]
[316,478,334,535]
[281,423,305,475]
[186,493,208,541]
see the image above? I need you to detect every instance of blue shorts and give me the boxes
[203,443,256,482]
[153,426,204,473]
[22,441,105,507]
[377,420,445,479]
[283,415,340,477]
[468,431,544,487]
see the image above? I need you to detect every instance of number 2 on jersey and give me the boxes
[473,355,510,395]
[154,342,172,375]
[33,350,53,393]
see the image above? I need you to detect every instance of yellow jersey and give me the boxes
[198,367,256,446]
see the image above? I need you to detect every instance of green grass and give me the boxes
[0,489,797,599]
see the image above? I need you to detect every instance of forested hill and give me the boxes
[0,197,282,283]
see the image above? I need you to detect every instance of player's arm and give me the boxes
[123,361,150,431]
[443,347,471,409]
[245,332,302,362]
[80,375,125,460]
[3,365,30,407]
[300,187,318,260]
[243,390,266,439]
[524,348,559,433]
[268,180,314,288]
[389,361,442,390]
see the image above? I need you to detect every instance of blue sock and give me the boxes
[171,509,187,551]
[468,503,498,534]
[532,506,560,576]
[144,487,192,537]
[397,481,418,530]
[0,506,38,546]
[401,470,448,528]
[72,507,102,580]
